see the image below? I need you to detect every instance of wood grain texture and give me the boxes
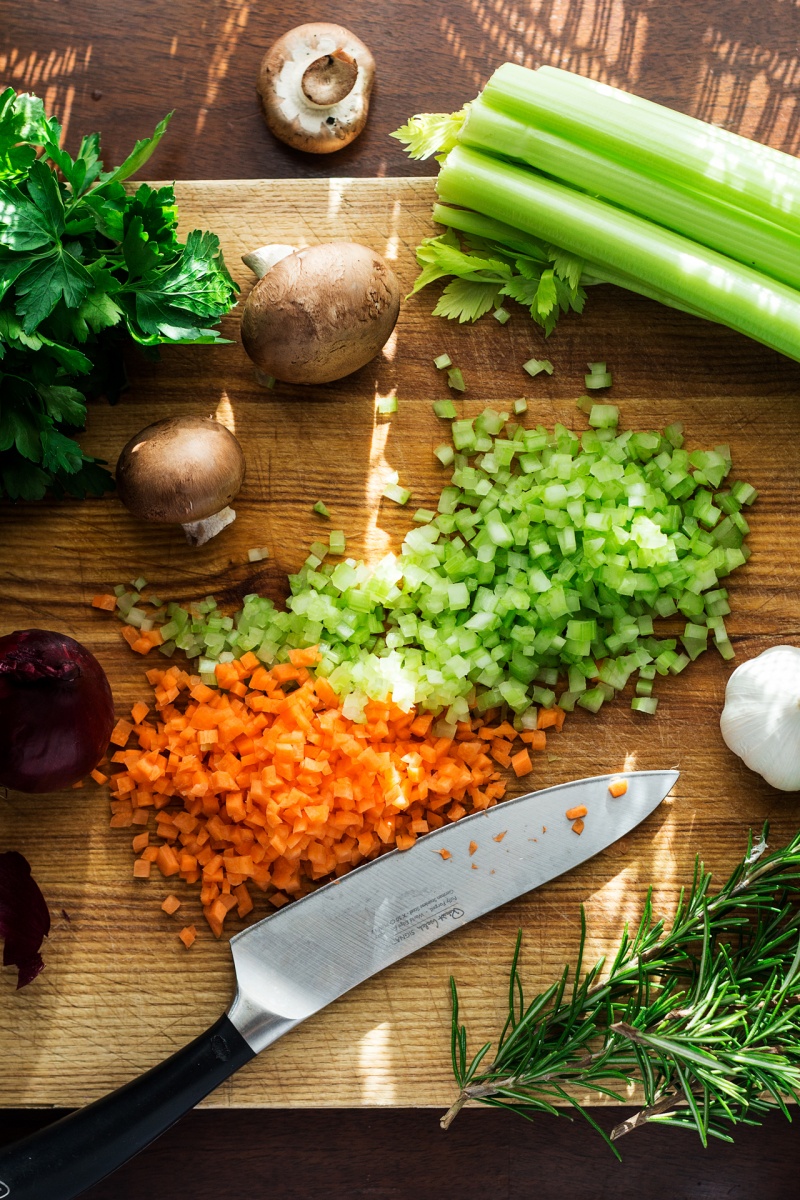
[2,178,800,1110]
[1,0,800,181]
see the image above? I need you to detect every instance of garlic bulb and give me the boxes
[720,645,800,791]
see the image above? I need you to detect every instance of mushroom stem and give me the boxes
[301,50,358,106]
[242,244,296,279]
[181,505,237,547]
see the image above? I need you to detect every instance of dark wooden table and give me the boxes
[2,1,800,1196]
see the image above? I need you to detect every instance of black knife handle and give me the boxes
[0,1012,254,1200]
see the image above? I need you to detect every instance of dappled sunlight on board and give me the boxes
[382,200,403,264]
[362,419,396,566]
[214,391,236,434]
[381,329,399,363]
[357,1020,396,1104]
[327,178,347,223]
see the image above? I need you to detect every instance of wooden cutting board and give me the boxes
[2,178,800,1110]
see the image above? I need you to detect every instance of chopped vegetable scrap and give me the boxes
[523,359,553,379]
[106,651,556,939]
[565,805,587,820]
[447,367,466,392]
[571,818,584,835]
[608,779,628,797]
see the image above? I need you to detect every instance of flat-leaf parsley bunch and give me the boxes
[0,90,238,501]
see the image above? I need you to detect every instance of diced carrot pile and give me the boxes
[106,649,562,941]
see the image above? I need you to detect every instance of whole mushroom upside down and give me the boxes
[115,416,246,546]
[257,23,375,153]
[240,242,401,385]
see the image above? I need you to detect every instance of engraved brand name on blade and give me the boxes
[0,1180,10,1197]
[373,889,466,944]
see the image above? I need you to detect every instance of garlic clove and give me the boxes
[720,645,800,792]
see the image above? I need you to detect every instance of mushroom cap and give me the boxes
[240,242,401,385]
[258,23,375,154]
[116,416,245,525]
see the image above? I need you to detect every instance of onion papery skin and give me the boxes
[0,629,115,793]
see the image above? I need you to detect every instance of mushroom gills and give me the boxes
[257,23,375,153]
[301,50,358,107]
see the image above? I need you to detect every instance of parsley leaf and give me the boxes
[99,113,172,187]
[0,88,54,182]
[121,229,236,343]
[14,245,93,331]
[39,385,87,426]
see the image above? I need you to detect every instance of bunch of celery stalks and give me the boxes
[397,64,800,359]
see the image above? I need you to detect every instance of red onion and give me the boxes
[0,629,115,793]
[0,850,50,988]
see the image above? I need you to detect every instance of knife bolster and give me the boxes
[227,987,300,1053]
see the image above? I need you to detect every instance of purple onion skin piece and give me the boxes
[0,850,51,987]
[0,629,115,793]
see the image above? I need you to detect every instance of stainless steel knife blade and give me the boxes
[228,768,677,1051]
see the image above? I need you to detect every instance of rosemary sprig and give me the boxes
[442,824,800,1152]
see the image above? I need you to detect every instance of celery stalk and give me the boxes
[431,200,707,318]
[437,145,800,363]
[459,96,800,291]
[482,63,800,236]
[431,202,549,260]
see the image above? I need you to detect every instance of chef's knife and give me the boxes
[0,768,677,1200]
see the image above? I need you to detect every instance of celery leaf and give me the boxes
[433,279,503,323]
[391,110,466,160]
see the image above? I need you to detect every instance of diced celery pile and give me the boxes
[116,406,756,721]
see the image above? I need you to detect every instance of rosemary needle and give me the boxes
[443,823,800,1153]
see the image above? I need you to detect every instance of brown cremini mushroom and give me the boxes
[258,23,375,154]
[116,416,245,546]
[240,242,401,385]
